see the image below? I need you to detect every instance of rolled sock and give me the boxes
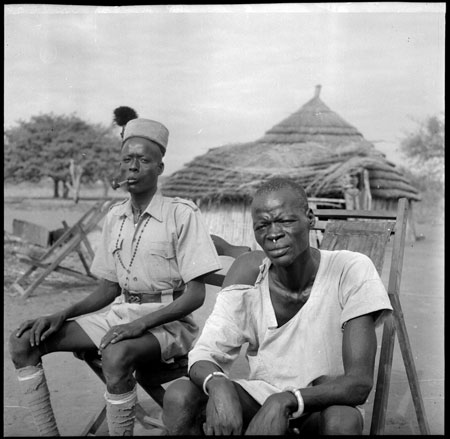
[17,363,60,436]
[104,386,137,436]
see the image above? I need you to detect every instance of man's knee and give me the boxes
[101,343,139,393]
[163,379,205,432]
[8,331,35,366]
[101,343,134,375]
[320,405,363,435]
[164,379,203,411]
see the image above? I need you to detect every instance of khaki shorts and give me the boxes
[75,302,199,363]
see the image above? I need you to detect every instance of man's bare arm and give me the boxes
[16,279,121,345]
[300,313,377,410]
[99,275,208,349]
[131,276,206,330]
[62,278,122,320]
[244,314,377,434]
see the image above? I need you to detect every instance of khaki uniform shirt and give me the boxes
[77,190,221,361]
[91,190,222,296]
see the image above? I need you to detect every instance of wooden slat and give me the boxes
[62,221,92,276]
[320,220,395,274]
[12,219,51,247]
[19,232,90,298]
[313,208,397,220]
[18,255,97,282]
[371,315,396,435]
[370,198,408,435]
[390,294,431,434]
[13,199,114,298]
[311,219,328,232]
[136,403,166,430]
[79,405,106,436]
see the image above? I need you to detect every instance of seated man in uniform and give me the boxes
[162,177,393,435]
[8,118,222,436]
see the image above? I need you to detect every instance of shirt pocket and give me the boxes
[143,241,176,287]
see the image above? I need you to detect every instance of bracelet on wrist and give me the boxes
[202,371,228,396]
[283,387,304,419]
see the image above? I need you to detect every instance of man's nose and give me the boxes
[129,158,140,170]
[267,224,284,241]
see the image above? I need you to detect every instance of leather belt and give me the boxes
[122,288,184,304]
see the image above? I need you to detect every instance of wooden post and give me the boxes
[370,198,408,434]
[390,294,431,434]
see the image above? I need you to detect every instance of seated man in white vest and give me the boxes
[162,176,392,435]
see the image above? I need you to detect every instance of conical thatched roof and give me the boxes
[162,85,420,204]
[260,85,368,146]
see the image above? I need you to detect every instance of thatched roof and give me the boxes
[260,85,368,146]
[162,85,420,204]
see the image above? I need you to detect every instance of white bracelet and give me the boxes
[283,387,304,419]
[202,371,228,396]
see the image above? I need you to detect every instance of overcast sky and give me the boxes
[4,3,445,175]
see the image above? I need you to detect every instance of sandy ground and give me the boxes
[3,199,444,436]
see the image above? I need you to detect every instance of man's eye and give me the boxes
[255,224,267,231]
[140,158,149,163]
[122,158,131,163]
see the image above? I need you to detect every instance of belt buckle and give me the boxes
[128,292,142,304]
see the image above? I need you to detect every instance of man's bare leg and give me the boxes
[100,332,161,436]
[291,405,364,435]
[162,378,261,435]
[162,379,206,435]
[8,321,97,436]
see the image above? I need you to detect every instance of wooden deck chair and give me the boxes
[11,199,117,299]
[222,197,430,435]
[313,198,430,434]
[73,235,251,436]
[12,219,54,248]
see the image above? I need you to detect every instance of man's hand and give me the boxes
[99,320,147,351]
[16,312,67,347]
[245,392,293,435]
[204,378,244,435]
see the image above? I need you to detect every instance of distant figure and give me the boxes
[360,169,372,210]
[341,168,372,211]
[162,177,392,435]
[8,118,222,436]
[341,172,361,210]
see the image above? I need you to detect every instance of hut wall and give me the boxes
[200,201,322,250]
[200,202,259,249]
[200,196,419,252]
[371,198,418,241]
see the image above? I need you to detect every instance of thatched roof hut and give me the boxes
[162,85,420,247]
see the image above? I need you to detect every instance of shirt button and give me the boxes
[133,277,138,281]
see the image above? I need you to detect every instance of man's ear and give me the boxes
[158,161,165,176]
[307,208,316,229]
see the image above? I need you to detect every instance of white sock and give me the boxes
[17,363,60,436]
[104,386,137,436]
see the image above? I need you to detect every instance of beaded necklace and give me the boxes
[115,214,151,274]
[132,206,142,225]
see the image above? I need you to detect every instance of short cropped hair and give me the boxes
[253,177,309,211]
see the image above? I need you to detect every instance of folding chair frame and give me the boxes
[11,199,116,299]
[313,198,430,434]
